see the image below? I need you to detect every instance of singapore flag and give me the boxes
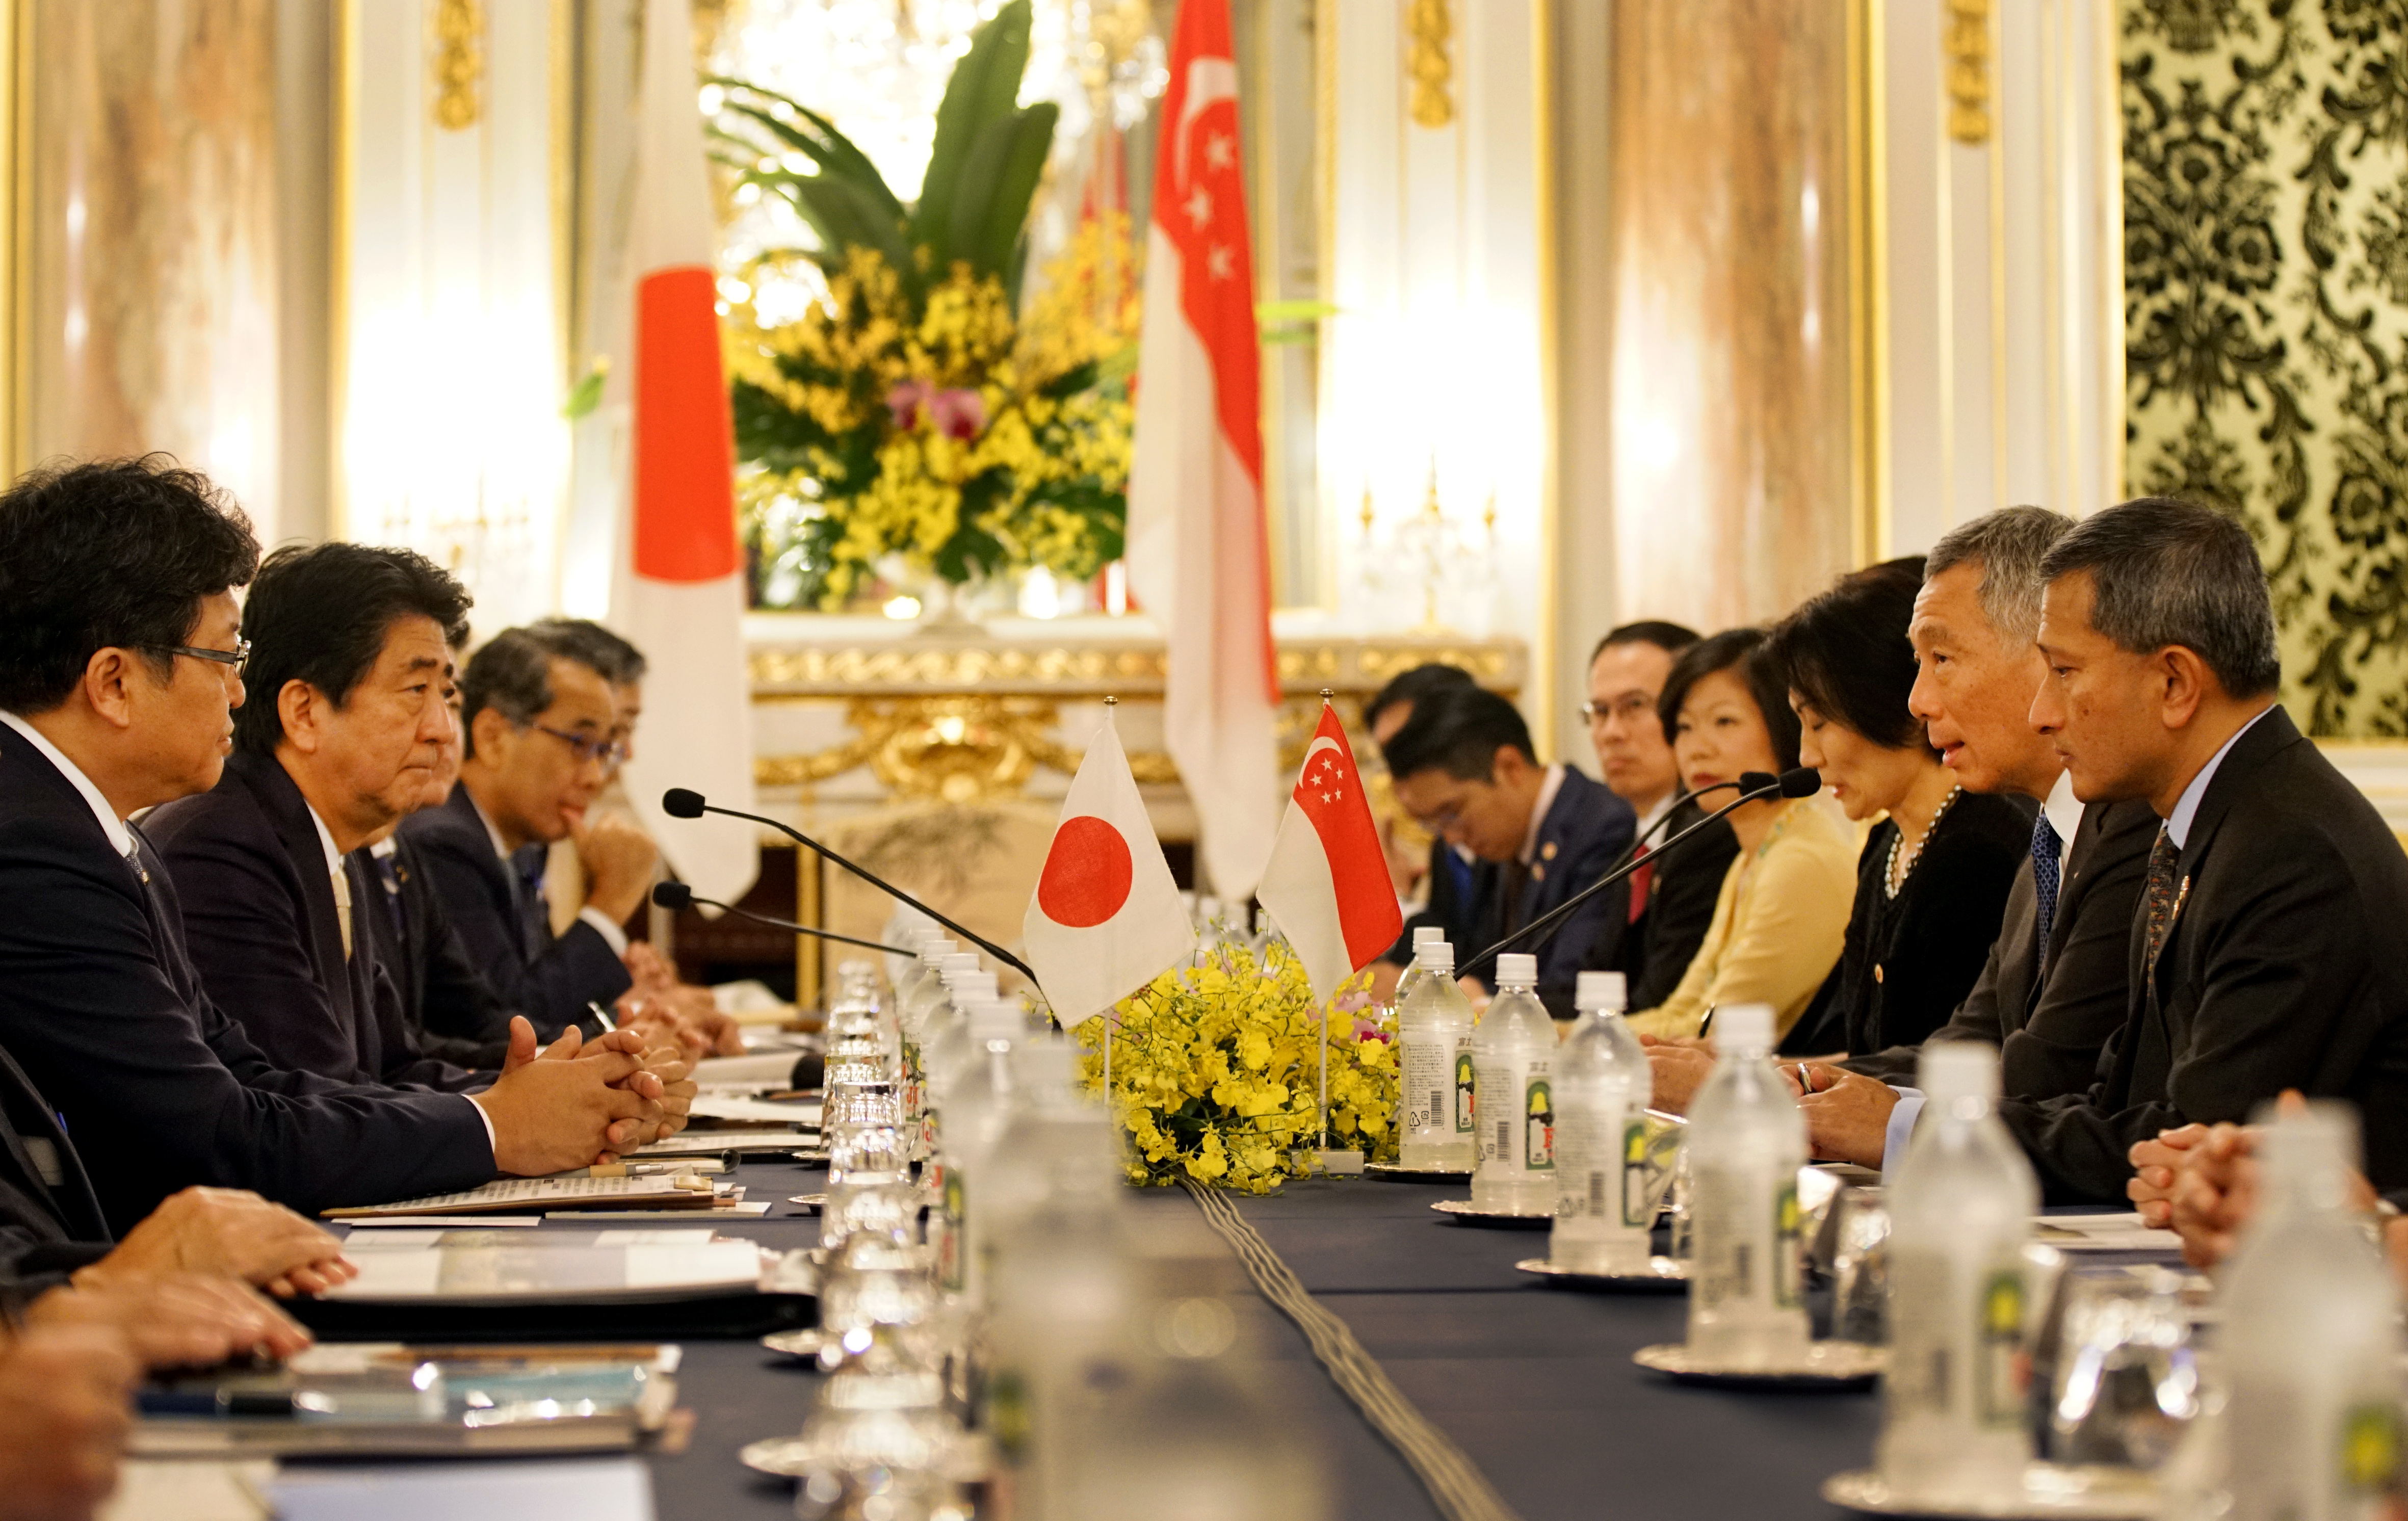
[1022,711,1195,1026]
[1257,704,1404,1004]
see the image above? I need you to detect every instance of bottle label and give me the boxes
[1555,1105,1618,1220]
[938,1172,967,1292]
[1403,1038,1448,1136]
[1621,1119,1651,1227]
[1976,1268,2027,1425]
[2342,1400,2403,1498]
[1453,1047,1476,1134]
[1771,1179,1802,1309]
[1525,1078,1555,1171]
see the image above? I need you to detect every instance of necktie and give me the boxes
[1627,843,1654,926]
[330,859,353,960]
[1499,859,1532,935]
[2029,812,2062,969]
[514,846,552,952]
[2141,827,2181,974]
[371,851,405,937]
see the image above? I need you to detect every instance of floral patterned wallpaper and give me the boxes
[2123,0,2408,735]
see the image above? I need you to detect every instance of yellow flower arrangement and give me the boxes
[1076,939,1401,1195]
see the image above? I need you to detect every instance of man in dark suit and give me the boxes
[1383,686,1637,1000]
[0,458,665,1230]
[399,629,655,1039]
[1575,621,1739,1012]
[2005,497,2408,1201]
[1364,664,1481,1001]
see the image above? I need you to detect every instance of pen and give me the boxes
[586,1000,619,1034]
[138,1389,307,1418]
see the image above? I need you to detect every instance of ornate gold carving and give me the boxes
[432,0,485,131]
[1406,0,1453,129]
[754,695,1179,799]
[1942,0,1990,145]
[750,645,1171,693]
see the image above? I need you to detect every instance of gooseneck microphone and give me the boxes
[659,789,1040,984]
[649,880,900,955]
[1457,766,1821,979]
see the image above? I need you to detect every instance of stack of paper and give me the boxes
[324,1174,734,1220]
[318,1229,767,1307]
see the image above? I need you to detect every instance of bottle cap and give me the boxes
[837,958,877,981]
[940,952,980,975]
[918,937,956,963]
[1712,1002,1773,1054]
[1495,953,1538,986]
[1009,1038,1075,1087]
[1416,941,1455,975]
[1412,925,1444,947]
[1917,1041,1999,1103]
[969,1002,1022,1042]
[1574,970,1627,1012]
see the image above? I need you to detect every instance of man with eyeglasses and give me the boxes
[399,628,659,1038]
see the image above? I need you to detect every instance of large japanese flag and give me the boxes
[1127,0,1279,902]
[611,0,757,905]
[1022,713,1194,1025]
[1257,705,1404,1005]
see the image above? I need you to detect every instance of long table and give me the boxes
[334,1158,2161,1521]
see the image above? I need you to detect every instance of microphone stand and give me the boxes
[652,888,903,955]
[667,796,1041,985]
[1458,775,1795,980]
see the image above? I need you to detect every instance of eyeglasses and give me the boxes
[526,721,630,769]
[152,638,251,677]
[1580,695,1658,725]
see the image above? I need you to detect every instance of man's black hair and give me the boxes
[0,455,259,713]
[1762,558,1929,751]
[2038,495,2283,698]
[234,543,473,755]
[1655,627,1803,772]
[1381,685,1537,783]
[1362,663,1478,740]
[1589,619,1702,667]
[461,626,616,760]
[527,618,648,686]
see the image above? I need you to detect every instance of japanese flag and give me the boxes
[1256,705,1404,1004]
[1022,712,1195,1025]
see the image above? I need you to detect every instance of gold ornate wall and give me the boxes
[2123,3,2408,735]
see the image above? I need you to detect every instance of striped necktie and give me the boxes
[2030,811,2062,969]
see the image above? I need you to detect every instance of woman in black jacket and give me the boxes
[1766,558,2031,1058]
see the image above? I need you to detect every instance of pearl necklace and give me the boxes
[1884,783,1962,900]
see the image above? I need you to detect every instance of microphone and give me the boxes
[649,881,902,955]
[656,790,1040,985]
[1458,766,1821,978]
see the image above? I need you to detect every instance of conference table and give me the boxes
[322,1155,2178,1521]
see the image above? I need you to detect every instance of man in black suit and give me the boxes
[1364,664,1481,1002]
[0,458,666,1230]
[1383,686,1638,1001]
[1576,621,1739,1012]
[2005,497,2408,1201]
[399,629,655,1039]
[1736,508,2160,1169]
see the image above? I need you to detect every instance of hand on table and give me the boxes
[1798,1070,1901,1170]
[0,1325,136,1521]
[75,1187,352,1299]
[33,1273,311,1369]
[1643,1046,1719,1116]
[2166,1122,2258,1269]
[476,1016,661,1173]
[2127,1123,2210,1227]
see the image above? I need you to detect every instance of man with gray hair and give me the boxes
[2003,495,2408,1200]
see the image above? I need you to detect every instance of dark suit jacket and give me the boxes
[396,784,629,1039]
[1847,795,2159,1106]
[1783,791,2033,1058]
[1998,709,2408,1202]
[359,834,516,1068]
[1384,838,1480,968]
[0,1040,110,1302]
[145,753,480,1092]
[1574,799,1741,1017]
[0,725,494,1232]
[1464,767,1636,998]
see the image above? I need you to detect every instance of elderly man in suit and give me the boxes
[2004,496,2408,1201]
[0,458,667,1231]
[1383,685,1637,1007]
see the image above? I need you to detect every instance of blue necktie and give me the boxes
[513,846,552,954]
[371,851,405,937]
[2030,811,2063,970]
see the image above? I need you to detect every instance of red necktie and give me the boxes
[1627,844,1654,925]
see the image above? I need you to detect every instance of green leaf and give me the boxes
[561,359,610,421]
[944,102,1059,282]
[714,95,903,225]
[784,173,915,279]
[1255,298,1339,322]
[911,0,1033,255]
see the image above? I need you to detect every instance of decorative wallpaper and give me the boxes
[2123,0,2408,735]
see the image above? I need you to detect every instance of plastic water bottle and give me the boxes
[979,1038,1117,1279]
[2219,1103,2404,1521]
[1471,953,1556,1215]
[915,970,991,1171]
[1877,1042,2040,1503]
[1550,970,1654,1271]
[930,1001,1017,1305]
[1391,925,1445,1009]
[1396,940,1476,1171]
[1683,1002,1808,1365]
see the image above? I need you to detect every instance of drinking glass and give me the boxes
[2043,1268,2200,1467]
[1825,1186,1891,1346]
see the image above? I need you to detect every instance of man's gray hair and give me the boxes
[1924,505,2077,645]
[2037,496,2282,698]
[460,626,612,759]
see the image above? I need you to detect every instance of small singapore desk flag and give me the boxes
[1022,706,1195,1025]
[1257,701,1404,1004]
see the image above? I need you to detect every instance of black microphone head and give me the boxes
[650,880,694,910]
[1736,771,1777,797]
[1778,766,1823,798]
[661,788,706,819]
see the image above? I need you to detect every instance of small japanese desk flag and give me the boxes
[1257,701,1404,1004]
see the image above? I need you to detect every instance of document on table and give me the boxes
[631,1131,823,1157]
[269,1457,655,1521]
[694,1052,808,1085]
[686,1093,822,1125]
[322,1174,722,1218]
[2031,1212,2178,1251]
[320,1230,766,1305]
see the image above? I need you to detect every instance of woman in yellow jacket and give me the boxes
[1627,628,1857,1042]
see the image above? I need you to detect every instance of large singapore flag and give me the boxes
[1257,705,1404,1004]
[1022,712,1194,1025]
[612,0,758,905]
[1126,0,1279,902]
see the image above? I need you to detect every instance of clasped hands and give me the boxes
[474,1014,697,1177]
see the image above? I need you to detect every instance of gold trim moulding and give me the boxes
[747,636,1525,698]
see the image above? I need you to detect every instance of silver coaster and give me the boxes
[1514,1255,1688,1291]
[758,1328,828,1359]
[1821,1465,2159,1519]
[1430,1198,1553,1228]
[741,1431,989,1482]
[1632,1340,1885,1387]
[1366,1162,1474,1183]
[789,1193,826,1211]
